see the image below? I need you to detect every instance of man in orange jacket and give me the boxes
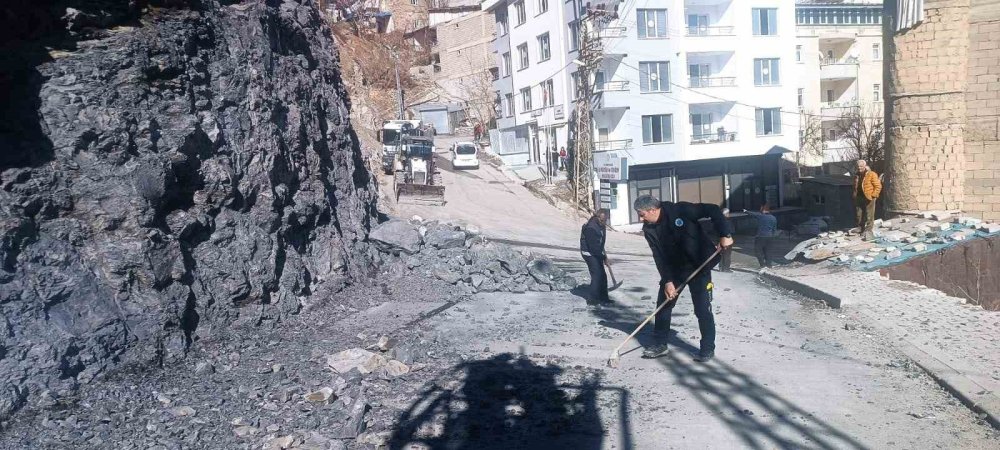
[854,160,882,241]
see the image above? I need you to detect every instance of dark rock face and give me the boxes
[0,0,378,419]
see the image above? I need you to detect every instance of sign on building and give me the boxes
[594,151,628,181]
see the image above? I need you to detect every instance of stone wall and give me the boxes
[964,1,1000,221]
[888,0,1000,220]
[433,10,496,101]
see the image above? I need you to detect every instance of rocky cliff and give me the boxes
[0,0,379,420]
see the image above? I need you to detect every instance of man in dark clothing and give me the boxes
[634,195,733,362]
[717,208,733,272]
[580,209,611,305]
[744,203,779,268]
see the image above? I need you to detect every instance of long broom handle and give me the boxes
[610,247,722,356]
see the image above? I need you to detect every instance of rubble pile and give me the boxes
[786,212,1000,267]
[369,217,579,294]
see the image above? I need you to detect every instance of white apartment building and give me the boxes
[484,0,576,166]
[589,0,801,225]
[795,0,884,170]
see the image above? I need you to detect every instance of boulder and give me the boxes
[326,349,389,374]
[369,220,423,255]
[424,229,466,250]
[526,258,566,285]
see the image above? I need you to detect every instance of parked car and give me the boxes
[451,142,479,169]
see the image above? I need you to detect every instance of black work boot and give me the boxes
[693,350,715,362]
[641,344,670,359]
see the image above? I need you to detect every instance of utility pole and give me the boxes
[571,6,609,212]
[393,54,404,120]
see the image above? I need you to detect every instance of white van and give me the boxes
[451,142,479,169]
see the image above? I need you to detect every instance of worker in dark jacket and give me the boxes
[580,209,611,305]
[634,195,733,362]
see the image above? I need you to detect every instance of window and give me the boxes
[641,114,673,143]
[754,58,780,86]
[410,0,416,4]
[688,63,710,87]
[826,89,834,103]
[872,43,881,60]
[514,1,526,26]
[497,12,508,36]
[753,8,778,36]
[541,79,554,106]
[569,21,579,51]
[873,83,881,101]
[521,87,532,111]
[691,113,713,139]
[505,93,514,117]
[538,0,548,14]
[796,45,802,62]
[639,61,670,92]
[756,108,782,136]
[537,33,551,61]
[502,52,512,77]
[571,72,580,100]
[687,14,708,36]
[637,9,668,39]
[595,70,605,91]
[797,88,804,107]
[827,129,837,140]
[517,43,529,70]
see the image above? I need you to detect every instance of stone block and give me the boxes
[950,231,968,241]
[980,223,1000,233]
[930,222,951,232]
[873,219,883,228]
[886,249,903,259]
[910,243,928,252]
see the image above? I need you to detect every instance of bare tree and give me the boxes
[834,102,885,172]
[797,112,825,177]
[454,68,498,128]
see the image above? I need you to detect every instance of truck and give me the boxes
[394,134,445,205]
[380,119,422,174]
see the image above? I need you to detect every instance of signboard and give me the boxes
[594,151,628,181]
[553,104,565,120]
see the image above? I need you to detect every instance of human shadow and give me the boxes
[588,301,697,357]
[660,337,869,450]
[388,354,606,450]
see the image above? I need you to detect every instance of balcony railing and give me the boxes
[820,56,859,66]
[594,139,633,152]
[596,80,629,92]
[690,131,738,144]
[599,26,627,38]
[686,26,735,36]
[689,76,736,88]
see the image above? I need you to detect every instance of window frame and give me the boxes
[639,61,670,93]
[514,1,526,26]
[872,43,881,61]
[538,0,548,15]
[641,114,674,144]
[505,93,515,117]
[541,79,555,107]
[755,108,782,136]
[521,87,532,111]
[517,43,529,70]
[568,21,579,52]
[752,8,778,36]
[873,83,881,102]
[753,58,781,86]
[637,9,669,39]
[502,52,512,77]
[537,33,551,62]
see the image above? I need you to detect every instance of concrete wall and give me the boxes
[433,10,497,102]
[887,0,1000,221]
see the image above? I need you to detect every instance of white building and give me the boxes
[483,0,575,167]
[588,0,801,225]
[795,1,884,171]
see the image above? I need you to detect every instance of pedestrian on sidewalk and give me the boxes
[473,122,483,142]
[634,195,733,362]
[717,208,733,272]
[744,203,778,268]
[580,209,611,305]
[559,147,567,171]
[854,159,882,241]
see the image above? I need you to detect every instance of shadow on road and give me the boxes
[388,354,615,450]
[587,304,867,449]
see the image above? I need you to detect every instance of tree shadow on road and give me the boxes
[660,340,869,450]
[388,354,608,450]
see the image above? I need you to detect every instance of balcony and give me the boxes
[594,139,633,151]
[689,76,736,88]
[690,131,737,145]
[594,81,631,110]
[820,59,858,80]
[597,80,629,92]
[599,25,628,39]
[820,101,859,118]
[686,26,735,37]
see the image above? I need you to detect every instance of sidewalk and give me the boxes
[760,263,1000,429]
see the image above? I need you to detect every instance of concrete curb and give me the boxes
[757,270,1000,430]
[757,270,842,309]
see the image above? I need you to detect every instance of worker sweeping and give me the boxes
[580,209,612,305]
[633,195,733,362]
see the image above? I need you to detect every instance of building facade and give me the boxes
[590,0,800,225]
[430,3,498,121]
[795,1,885,169]
[484,0,575,167]
[886,0,1000,222]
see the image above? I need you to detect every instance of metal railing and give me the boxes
[689,76,736,88]
[594,139,633,151]
[820,56,859,66]
[597,80,629,92]
[820,100,860,109]
[685,26,735,36]
[690,131,738,144]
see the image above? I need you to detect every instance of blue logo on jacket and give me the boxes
[675,218,684,227]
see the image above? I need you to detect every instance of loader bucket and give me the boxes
[396,183,446,205]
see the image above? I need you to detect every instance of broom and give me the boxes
[607,248,722,368]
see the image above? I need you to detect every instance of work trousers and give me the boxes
[582,255,609,303]
[856,199,876,233]
[654,270,715,353]
[754,236,777,268]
